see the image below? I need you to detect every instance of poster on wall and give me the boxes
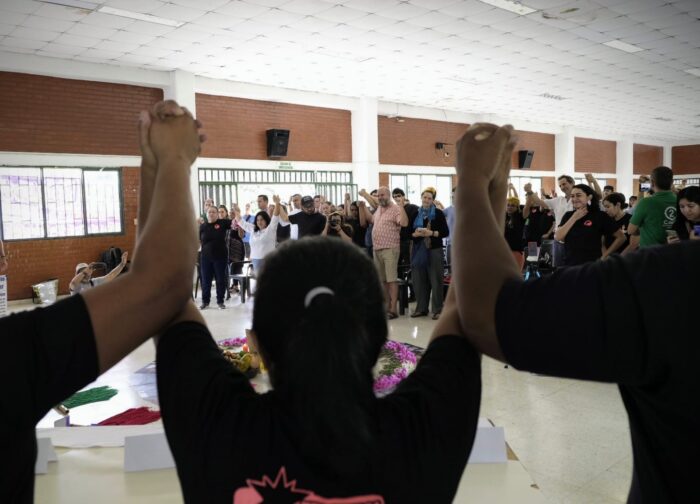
[0,275,7,318]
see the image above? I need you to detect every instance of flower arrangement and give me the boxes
[218,337,419,394]
[373,340,418,395]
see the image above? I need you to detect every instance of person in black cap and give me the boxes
[279,195,326,238]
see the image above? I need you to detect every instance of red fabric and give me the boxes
[97,407,161,426]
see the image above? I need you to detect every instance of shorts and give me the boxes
[374,247,400,283]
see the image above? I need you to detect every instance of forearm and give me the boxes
[137,161,157,240]
[453,177,518,359]
[622,235,640,255]
[554,220,574,241]
[339,230,353,243]
[398,205,408,227]
[603,234,625,256]
[86,154,197,373]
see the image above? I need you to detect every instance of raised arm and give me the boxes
[585,173,603,199]
[452,124,520,359]
[344,193,352,218]
[359,200,373,224]
[81,100,203,372]
[508,182,518,199]
[359,189,378,209]
[102,252,129,282]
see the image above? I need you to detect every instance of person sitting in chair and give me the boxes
[69,252,128,295]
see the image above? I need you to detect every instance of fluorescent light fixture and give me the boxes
[685,68,700,77]
[477,0,537,15]
[97,6,185,27]
[39,0,96,9]
[603,40,644,53]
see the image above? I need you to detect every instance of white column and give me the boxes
[555,126,575,178]
[351,97,379,191]
[163,70,199,211]
[616,136,634,197]
[663,142,673,168]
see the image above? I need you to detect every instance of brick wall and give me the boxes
[4,167,138,300]
[378,117,469,167]
[633,144,663,175]
[195,94,352,162]
[671,144,700,175]
[511,130,555,170]
[0,72,163,155]
[575,137,617,173]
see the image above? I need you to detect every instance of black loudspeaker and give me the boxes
[518,150,534,168]
[266,129,290,157]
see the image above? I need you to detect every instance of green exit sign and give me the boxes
[278,161,293,170]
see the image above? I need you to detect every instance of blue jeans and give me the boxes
[200,257,228,304]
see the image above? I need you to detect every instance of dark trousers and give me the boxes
[412,248,445,314]
[201,256,228,304]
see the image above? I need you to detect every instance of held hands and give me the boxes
[413,228,431,238]
[524,183,532,193]
[144,100,205,166]
[455,123,516,183]
[345,192,351,201]
[272,195,281,205]
[120,252,129,265]
[584,173,595,183]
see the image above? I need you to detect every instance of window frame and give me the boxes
[0,166,125,242]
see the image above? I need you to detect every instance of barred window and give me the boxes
[0,167,123,241]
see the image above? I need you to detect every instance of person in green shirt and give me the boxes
[625,166,677,252]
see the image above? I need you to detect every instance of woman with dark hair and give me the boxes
[155,238,480,503]
[217,205,229,220]
[505,196,525,270]
[602,192,631,254]
[343,192,368,247]
[199,205,233,309]
[555,184,626,266]
[235,195,281,273]
[670,186,700,242]
[410,188,449,319]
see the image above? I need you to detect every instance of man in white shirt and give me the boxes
[526,175,574,267]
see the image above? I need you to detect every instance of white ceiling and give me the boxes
[1,0,700,142]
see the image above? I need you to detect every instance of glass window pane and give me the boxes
[0,168,44,239]
[43,168,85,237]
[84,170,122,234]
[406,175,421,206]
[436,176,452,207]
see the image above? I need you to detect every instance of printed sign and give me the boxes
[0,275,7,317]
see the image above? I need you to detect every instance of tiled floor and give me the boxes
[18,290,632,503]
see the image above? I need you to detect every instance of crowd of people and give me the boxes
[0,100,697,504]
[504,168,698,270]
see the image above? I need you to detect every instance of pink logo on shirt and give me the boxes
[233,467,385,504]
[583,220,592,227]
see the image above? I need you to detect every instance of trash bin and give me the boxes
[32,278,59,305]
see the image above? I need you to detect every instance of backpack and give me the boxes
[100,246,123,272]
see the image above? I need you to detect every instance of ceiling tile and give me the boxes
[32,4,89,22]
[10,26,60,42]
[316,5,371,23]
[0,10,29,26]
[53,33,102,48]
[80,12,135,29]
[375,3,429,21]
[67,22,117,39]
[121,20,174,36]
[105,0,167,14]
[21,15,75,33]
[150,4,208,22]
[111,29,158,44]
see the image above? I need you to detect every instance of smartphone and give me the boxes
[694,225,700,236]
[666,230,678,239]
[640,182,651,193]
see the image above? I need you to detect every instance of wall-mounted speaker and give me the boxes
[266,129,290,157]
[518,150,534,169]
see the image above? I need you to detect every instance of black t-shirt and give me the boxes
[604,213,631,252]
[289,212,326,238]
[559,210,618,266]
[400,203,419,241]
[504,212,525,252]
[524,207,554,244]
[200,219,233,260]
[156,324,481,503]
[345,218,367,247]
[495,240,700,503]
[0,294,98,503]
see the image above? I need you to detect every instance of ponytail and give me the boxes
[278,293,374,476]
